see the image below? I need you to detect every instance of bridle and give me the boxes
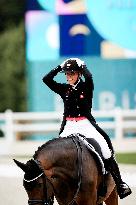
[24,135,82,205]
[24,162,54,205]
[28,199,49,205]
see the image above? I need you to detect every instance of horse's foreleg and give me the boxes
[104,187,118,205]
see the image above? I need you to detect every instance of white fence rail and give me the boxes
[0,108,136,156]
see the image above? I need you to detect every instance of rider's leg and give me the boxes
[77,119,132,199]
[88,125,132,199]
[90,123,132,198]
[90,121,114,154]
[77,119,112,159]
[104,155,132,199]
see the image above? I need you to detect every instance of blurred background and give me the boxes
[0,0,136,205]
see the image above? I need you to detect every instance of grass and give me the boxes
[115,152,136,164]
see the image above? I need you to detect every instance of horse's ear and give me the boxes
[13,159,28,172]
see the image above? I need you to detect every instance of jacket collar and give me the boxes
[72,78,82,90]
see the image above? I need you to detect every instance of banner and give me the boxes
[86,0,136,50]
[27,58,136,111]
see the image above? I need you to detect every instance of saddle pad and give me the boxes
[76,133,106,175]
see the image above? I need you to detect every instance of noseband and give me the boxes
[28,199,50,205]
[24,161,54,205]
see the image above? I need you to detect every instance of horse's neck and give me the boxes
[36,138,76,170]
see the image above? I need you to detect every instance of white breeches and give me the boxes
[60,119,111,159]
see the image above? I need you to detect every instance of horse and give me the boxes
[14,134,118,205]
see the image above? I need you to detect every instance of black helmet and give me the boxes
[61,58,85,73]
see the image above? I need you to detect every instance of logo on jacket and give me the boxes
[80,94,84,99]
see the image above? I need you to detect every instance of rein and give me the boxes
[68,135,83,205]
[28,199,48,205]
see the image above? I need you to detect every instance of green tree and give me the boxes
[0,21,26,111]
[0,0,25,32]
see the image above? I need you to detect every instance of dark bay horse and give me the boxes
[14,135,118,205]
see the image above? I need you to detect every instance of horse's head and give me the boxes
[14,159,54,205]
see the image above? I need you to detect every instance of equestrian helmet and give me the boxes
[61,58,85,73]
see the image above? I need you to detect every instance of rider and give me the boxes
[42,58,132,199]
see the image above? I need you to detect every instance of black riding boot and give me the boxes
[105,156,132,199]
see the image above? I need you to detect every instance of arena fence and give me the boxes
[0,108,136,156]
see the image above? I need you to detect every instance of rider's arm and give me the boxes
[42,66,65,94]
[82,66,94,90]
